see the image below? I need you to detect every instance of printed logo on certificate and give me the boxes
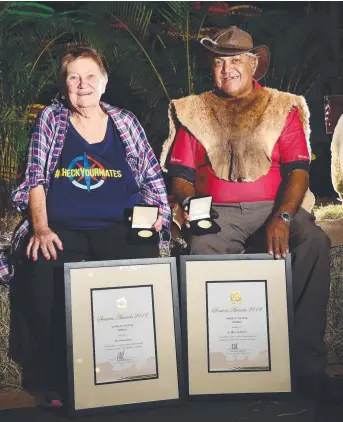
[206,281,271,373]
[91,285,158,384]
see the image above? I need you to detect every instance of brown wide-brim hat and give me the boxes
[200,26,270,81]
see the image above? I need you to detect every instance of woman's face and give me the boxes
[65,57,107,110]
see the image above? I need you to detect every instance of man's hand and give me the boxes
[265,169,308,259]
[171,177,195,229]
[26,227,63,261]
[172,203,191,229]
[266,218,290,259]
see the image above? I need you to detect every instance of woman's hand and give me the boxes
[128,210,163,232]
[152,212,163,232]
[26,227,64,261]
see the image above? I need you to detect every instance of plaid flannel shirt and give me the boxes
[0,100,171,284]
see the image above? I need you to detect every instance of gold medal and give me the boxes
[138,229,153,238]
[197,220,212,229]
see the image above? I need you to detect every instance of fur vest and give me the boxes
[160,87,315,212]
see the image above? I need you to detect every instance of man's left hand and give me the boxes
[266,218,290,259]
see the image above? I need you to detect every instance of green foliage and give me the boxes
[0,2,74,179]
[0,1,341,204]
[70,2,338,153]
[0,2,78,215]
[70,1,214,153]
[246,9,336,95]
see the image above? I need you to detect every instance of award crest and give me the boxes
[116,297,127,309]
[230,291,242,302]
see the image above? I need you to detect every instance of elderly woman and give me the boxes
[10,47,170,407]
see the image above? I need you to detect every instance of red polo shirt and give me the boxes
[167,89,310,203]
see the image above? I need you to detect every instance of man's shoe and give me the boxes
[322,369,343,405]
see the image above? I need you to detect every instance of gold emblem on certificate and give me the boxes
[230,291,242,302]
[116,297,127,309]
[197,220,212,229]
[138,229,153,238]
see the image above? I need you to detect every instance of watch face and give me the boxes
[280,212,291,222]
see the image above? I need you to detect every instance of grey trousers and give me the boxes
[190,202,331,377]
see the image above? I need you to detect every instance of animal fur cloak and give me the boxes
[160,87,315,212]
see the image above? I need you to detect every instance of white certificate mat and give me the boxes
[206,281,270,372]
[183,256,292,395]
[91,286,158,384]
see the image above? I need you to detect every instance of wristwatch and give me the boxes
[274,211,293,224]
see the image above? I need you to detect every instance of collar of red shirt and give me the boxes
[254,80,262,89]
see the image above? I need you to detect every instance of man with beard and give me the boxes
[161,26,341,401]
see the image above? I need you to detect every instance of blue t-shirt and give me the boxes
[46,118,141,229]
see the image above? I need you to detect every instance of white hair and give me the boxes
[245,52,259,74]
[245,52,259,59]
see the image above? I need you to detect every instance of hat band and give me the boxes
[200,37,252,51]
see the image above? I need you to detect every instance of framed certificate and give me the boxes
[64,258,184,415]
[180,254,294,397]
[91,285,158,384]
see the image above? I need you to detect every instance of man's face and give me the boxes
[212,54,257,98]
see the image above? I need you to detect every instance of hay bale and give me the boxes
[0,285,22,391]
[316,219,343,247]
[0,215,23,391]
[0,214,20,246]
[325,246,343,364]
[0,214,23,390]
